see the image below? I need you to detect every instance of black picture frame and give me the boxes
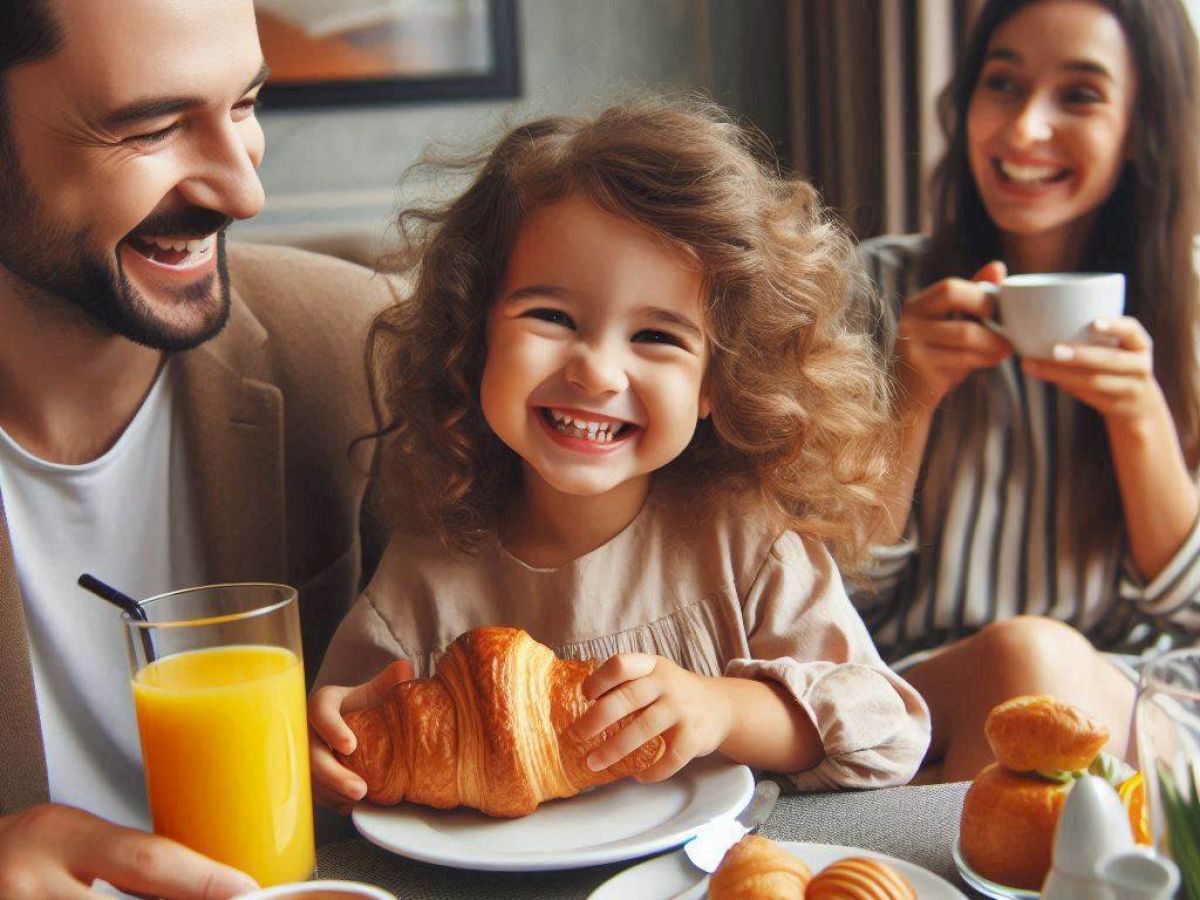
[257,0,521,109]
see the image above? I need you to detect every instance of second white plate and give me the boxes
[351,755,754,872]
[589,840,970,900]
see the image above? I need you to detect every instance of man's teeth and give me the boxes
[143,235,214,254]
[998,160,1066,185]
[546,409,626,443]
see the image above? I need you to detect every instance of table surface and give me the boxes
[316,781,977,899]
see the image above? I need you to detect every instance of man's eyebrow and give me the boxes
[983,47,1113,81]
[101,61,271,131]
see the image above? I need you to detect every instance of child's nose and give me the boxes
[564,345,629,396]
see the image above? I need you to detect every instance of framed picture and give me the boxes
[255,0,520,108]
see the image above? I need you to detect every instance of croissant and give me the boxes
[806,857,916,899]
[708,835,811,900]
[337,626,665,817]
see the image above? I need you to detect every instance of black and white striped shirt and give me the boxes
[857,234,1200,664]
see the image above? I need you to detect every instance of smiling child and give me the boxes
[308,99,930,810]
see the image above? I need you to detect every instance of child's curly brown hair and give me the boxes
[365,96,894,573]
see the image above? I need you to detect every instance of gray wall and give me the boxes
[237,0,713,250]
[235,0,790,258]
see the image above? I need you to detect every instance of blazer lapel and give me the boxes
[0,498,49,811]
[173,293,287,587]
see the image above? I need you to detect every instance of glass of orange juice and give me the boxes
[123,583,314,888]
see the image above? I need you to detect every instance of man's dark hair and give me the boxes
[0,0,64,153]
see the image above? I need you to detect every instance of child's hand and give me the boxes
[308,659,413,814]
[570,653,732,784]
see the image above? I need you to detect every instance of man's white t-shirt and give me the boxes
[0,363,203,829]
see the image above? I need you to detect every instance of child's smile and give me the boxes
[480,192,710,507]
[538,406,639,450]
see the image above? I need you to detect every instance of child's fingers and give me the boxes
[309,733,367,805]
[635,728,694,784]
[581,653,658,701]
[573,674,663,742]
[354,659,415,709]
[584,699,674,771]
[308,685,357,754]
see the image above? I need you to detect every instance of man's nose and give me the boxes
[1008,95,1055,146]
[177,121,266,221]
[564,342,630,396]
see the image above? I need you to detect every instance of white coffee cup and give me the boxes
[979,272,1125,359]
[235,881,397,900]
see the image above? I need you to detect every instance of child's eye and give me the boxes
[633,329,683,347]
[523,308,574,328]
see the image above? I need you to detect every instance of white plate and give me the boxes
[588,840,970,900]
[952,837,1039,900]
[351,755,754,872]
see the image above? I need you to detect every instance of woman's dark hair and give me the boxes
[922,0,1200,559]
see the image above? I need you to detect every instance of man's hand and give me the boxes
[0,803,258,899]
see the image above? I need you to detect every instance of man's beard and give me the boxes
[0,161,235,353]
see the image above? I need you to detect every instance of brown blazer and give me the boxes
[0,243,396,814]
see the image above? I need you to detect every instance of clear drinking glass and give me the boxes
[1135,648,1200,899]
[123,583,315,887]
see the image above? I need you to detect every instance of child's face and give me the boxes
[966,0,1135,253]
[481,193,710,500]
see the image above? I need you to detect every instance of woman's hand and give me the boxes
[570,654,732,783]
[307,659,413,814]
[895,261,1012,410]
[1021,317,1167,429]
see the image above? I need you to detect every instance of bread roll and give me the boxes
[806,856,916,899]
[985,695,1108,773]
[708,834,811,900]
[959,763,1071,889]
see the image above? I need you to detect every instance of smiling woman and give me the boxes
[857,0,1200,783]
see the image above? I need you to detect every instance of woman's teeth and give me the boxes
[545,409,628,443]
[996,159,1068,186]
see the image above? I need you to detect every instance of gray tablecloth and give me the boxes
[316,781,974,899]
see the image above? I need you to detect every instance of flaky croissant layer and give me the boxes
[338,626,665,817]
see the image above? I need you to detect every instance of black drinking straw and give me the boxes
[78,574,157,663]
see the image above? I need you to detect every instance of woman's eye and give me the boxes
[524,308,574,328]
[1062,87,1103,105]
[633,329,683,347]
[981,73,1020,97]
[125,122,181,146]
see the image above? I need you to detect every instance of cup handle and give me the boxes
[975,282,1011,341]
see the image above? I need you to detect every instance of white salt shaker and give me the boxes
[1040,774,1178,900]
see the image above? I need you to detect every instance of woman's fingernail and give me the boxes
[1093,318,1111,332]
[1052,344,1075,361]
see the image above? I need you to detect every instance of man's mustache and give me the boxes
[127,207,233,241]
